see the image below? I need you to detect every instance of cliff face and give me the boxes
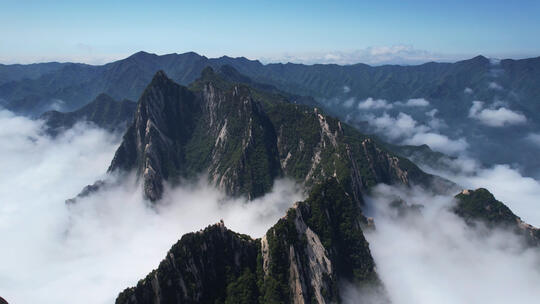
[107,68,282,200]
[106,67,440,202]
[107,71,202,201]
[116,179,388,304]
[259,179,386,304]
[454,188,540,246]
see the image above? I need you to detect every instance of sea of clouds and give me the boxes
[0,109,302,304]
[361,184,540,304]
[1,103,540,303]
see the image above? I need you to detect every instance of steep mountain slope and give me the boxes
[40,93,136,135]
[454,188,540,246]
[106,67,443,202]
[116,179,387,304]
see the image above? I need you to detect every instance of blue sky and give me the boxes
[1,0,539,64]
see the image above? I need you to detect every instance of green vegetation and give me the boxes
[454,188,518,227]
[299,179,377,283]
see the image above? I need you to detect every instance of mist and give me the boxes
[416,155,540,227]
[0,109,303,304]
[362,184,540,304]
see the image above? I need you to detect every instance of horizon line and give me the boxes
[1,50,539,67]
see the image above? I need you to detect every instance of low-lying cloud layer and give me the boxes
[468,101,527,127]
[361,111,468,155]
[354,97,430,110]
[363,185,540,304]
[0,110,302,304]
[2,107,539,304]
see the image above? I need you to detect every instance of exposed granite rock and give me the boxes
[101,67,442,202]
[116,179,389,304]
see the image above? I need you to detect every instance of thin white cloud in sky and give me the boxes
[260,45,466,65]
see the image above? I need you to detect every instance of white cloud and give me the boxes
[453,164,540,226]
[405,132,468,155]
[363,112,467,155]
[425,109,446,130]
[489,82,503,90]
[418,157,540,227]
[363,184,540,304]
[468,101,526,127]
[395,98,430,107]
[464,87,473,94]
[0,110,302,304]
[357,97,393,110]
[365,112,425,139]
[343,97,356,108]
[343,85,351,93]
[526,133,540,147]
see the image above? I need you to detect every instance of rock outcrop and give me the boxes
[116,179,388,304]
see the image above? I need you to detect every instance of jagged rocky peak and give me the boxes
[108,70,200,201]
[116,221,260,304]
[454,188,540,246]
[115,178,388,304]
[104,66,441,203]
[107,69,281,201]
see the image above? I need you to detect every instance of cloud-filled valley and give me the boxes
[2,88,540,303]
[364,185,540,304]
[0,110,303,304]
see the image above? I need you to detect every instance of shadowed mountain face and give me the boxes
[105,68,443,202]
[115,179,388,304]
[40,93,136,135]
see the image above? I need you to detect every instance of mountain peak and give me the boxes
[152,69,169,80]
[201,66,215,78]
[470,55,489,63]
[146,70,174,89]
[128,51,156,59]
[93,93,116,103]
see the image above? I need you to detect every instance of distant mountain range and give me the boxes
[2,52,539,118]
[2,51,540,175]
[40,93,135,135]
